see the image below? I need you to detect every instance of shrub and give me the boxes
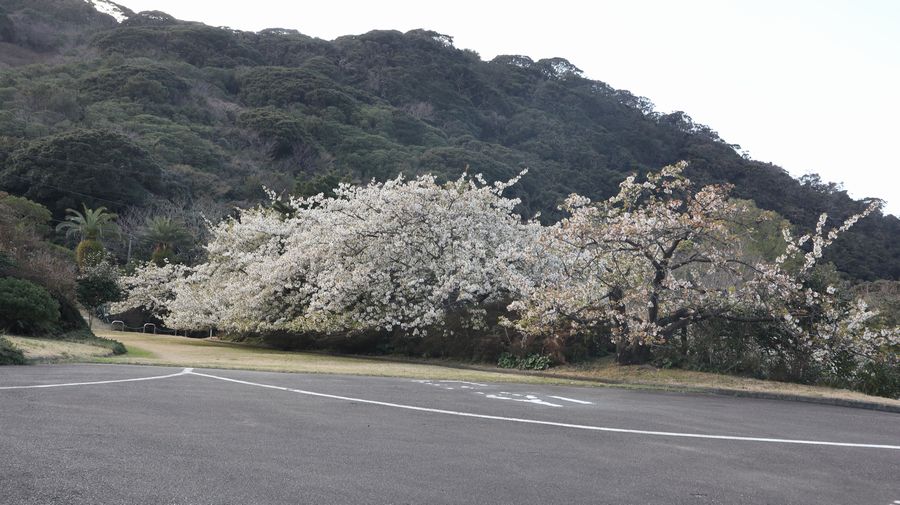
[76,262,122,318]
[0,277,60,334]
[0,336,26,365]
[497,352,518,369]
[79,62,190,104]
[57,329,126,355]
[852,360,900,399]
[0,251,13,271]
[75,239,104,268]
[520,353,552,370]
[0,194,77,298]
[497,352,552,370]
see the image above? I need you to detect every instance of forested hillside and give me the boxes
[1,0,897,280]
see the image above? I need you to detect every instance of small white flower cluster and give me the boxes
[110,262,188,317]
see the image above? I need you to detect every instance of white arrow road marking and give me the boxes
[484,393,562,407]
[548,395,594,405]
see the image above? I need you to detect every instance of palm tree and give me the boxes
[56,205,119,267]
[141,216,192,265]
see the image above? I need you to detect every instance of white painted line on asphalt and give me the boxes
[485,393,562,407]
[548,396,594,405]
[187,371,900,451]
[0,368,192,390]
[437,380,488,387]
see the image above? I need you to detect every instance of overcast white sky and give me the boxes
[111,0,900,216]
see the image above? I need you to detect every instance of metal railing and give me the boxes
[107,321,215,338]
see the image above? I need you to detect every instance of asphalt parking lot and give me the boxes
[1,364,898,504]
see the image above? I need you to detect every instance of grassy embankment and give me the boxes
[83,329,900,408]
[3,335,117,362]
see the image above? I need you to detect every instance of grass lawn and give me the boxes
[92,329,900,409]
[550,357,900,406]
[4,335,117,362]
[93,330,569,385]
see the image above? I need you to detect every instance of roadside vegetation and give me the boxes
[111,166,899,399]
[93,330,900,409]
[0,192,125,364]
[0,148,895,400]
[2,335,117,362]
[95,330,566,384]
[0,336,26,365]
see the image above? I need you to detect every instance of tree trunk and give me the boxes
[608,285,652,364]
[615,340,651,365]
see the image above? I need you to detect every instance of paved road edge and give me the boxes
[339,354,900,414]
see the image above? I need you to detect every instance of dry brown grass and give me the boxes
[92,330,900,408]
[4,335,116,362]
[551,357,900,406]
[92,330,581,385]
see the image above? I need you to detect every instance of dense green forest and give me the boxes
[0,0,897,280]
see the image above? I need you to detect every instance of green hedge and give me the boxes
[0,277,59,335]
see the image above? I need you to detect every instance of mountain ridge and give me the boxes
[0,0,897,280]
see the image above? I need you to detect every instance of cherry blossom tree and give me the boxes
[113,162,896,382]
[274,171,533,337]
[116,171,536,337]
[111,261,188,320]
[508,162,897,366]
[749,206,898,374]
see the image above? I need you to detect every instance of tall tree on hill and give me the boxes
[141,216,192,266]
[56,205,119,268]
[0,2,895,280]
